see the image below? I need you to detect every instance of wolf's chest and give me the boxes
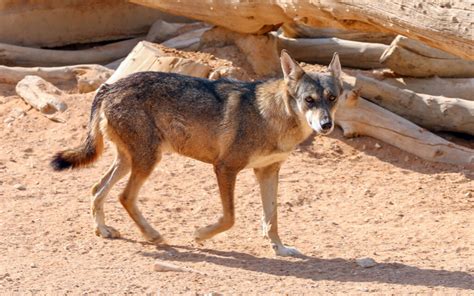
[245,152,290,169]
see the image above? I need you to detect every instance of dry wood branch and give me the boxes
[355,75,474,135]
[277,35,387,69]
[130,0,474,60]
[335,90,474,165]
[380,36,474,77]
[0,38,143,67]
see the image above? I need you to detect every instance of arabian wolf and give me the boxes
[51,50,345,256]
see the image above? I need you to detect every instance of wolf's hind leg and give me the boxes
[91,149,130,238]
[119,155,163,244]
[195,165,237,242]
[254,162,302,257]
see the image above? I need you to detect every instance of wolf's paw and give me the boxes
[95,225,121,239]
[144,231,165,245]
[193,228,212,245]
[272,244,303,257]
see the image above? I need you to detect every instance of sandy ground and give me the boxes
[0,52,473,294]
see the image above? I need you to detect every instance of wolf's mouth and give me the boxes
[305,111,333,135]
[305,111,322,133]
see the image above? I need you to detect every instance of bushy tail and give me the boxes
[50,85,108,171]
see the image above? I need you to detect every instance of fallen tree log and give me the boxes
[335,89,474,165]
[0,64,113,93]
[377,77,474,101]
[355,75,474,135]
[282,23,396,45]
[277,35,387,69]
[107,41,211,83]
[342,71,474,101]
[0,37,143,67]
[380,36,474,77]
[16,75,67,117]
[130,0,474,60]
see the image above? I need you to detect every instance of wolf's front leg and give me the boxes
[195,165,237,242]
[254,163,302,257]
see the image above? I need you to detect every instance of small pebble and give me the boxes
[14,184,26,191]
[465,192,472,198]
[356,257,377,268]
[375,143,382,149]
[3,117,14,124]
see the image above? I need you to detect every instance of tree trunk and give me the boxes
[336,90,474,165]
[277,35,387,69]
[0,38,143,67]
[376,77,474,101]
[380,36,474,77]
[354,75,474,135]
[130,0,474,60]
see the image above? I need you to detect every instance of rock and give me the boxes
[356,257,377,268]
[465,192,473,198]
[16,75,67,114]
[14,184,26,191]
[375,143,382,149]
[3,117,15,124]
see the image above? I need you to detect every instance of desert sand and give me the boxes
[0,50,473,294]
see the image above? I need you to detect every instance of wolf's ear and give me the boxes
[329,52,343,95]
[280,49,304,82]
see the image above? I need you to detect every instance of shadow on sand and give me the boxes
[298,128,473,180]
[141,245,473,290]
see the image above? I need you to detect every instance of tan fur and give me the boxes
[51,51,345,256]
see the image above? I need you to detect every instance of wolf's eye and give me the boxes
[305,97,313,103]
[328,95,337,102]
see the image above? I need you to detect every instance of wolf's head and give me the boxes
[280,50,343,135]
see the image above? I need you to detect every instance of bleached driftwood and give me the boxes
[0,38,143,67]
[15,75,67,117]
[336,89,474,165]
[282,23,396,45]
[380,36,474,77]
[277,35,387,69]
[130,0,474,60]
[355,75,474,135]
[0,64,113,93]
[107,41,211,83]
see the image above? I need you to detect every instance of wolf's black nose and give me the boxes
[321,120,332,131]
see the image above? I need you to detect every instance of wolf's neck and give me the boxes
[256,79,311,143]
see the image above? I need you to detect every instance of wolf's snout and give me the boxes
[320,119,333,131]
